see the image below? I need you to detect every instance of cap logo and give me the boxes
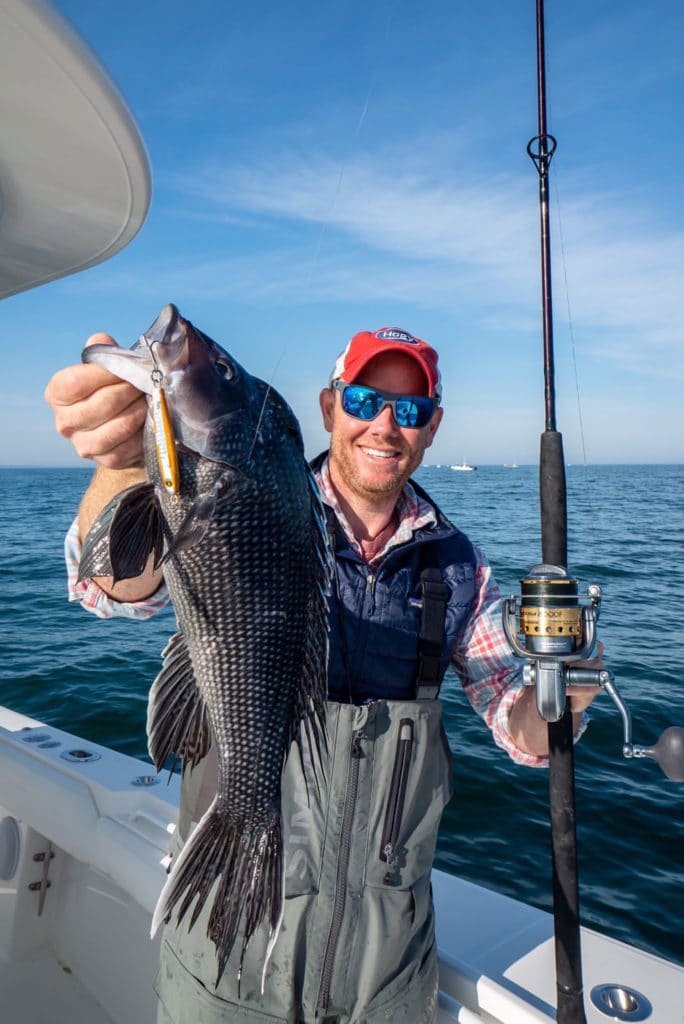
[374,329,419,344]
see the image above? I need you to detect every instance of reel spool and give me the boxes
[503,563,601,722]
[503,563,684,780]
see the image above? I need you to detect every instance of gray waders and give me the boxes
[155,699,452,1023]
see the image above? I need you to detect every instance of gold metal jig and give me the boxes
[151,372,180,494]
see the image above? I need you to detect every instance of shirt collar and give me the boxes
[315,455,437,563]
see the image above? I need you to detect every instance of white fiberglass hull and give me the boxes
[0,705,680,1024]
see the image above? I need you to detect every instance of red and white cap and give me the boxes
[329,327,442,400]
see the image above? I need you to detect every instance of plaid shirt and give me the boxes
[65,464,554,767]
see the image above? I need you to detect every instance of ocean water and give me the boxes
[1,463,683,968]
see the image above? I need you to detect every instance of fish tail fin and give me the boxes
[260,853,286,995]
[151,801,283,988]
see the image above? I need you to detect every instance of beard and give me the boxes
[328,431,423,503]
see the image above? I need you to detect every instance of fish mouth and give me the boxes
[82,303,251,467]
[81,304,191,396]
[135,303,190,375]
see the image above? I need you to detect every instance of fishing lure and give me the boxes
[150,365,180,496]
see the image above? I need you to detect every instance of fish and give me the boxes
[78,304,329,986]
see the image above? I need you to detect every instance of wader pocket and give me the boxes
[379,718,414,876]
[364,703,452,891]
[155,938,289,1024]
[362,939,439,1024]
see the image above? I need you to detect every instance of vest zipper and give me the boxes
[380,719,414,880]
[316,729,364,1015]
[365,572,377,615]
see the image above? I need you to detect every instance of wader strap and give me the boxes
[416,567,450,700]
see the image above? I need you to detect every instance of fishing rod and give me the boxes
[501,2,684,1022]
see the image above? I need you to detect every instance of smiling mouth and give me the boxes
[361,446,401,460]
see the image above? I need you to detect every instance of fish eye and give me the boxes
[215,357,234,381]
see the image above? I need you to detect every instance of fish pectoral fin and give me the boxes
[78,482,163,584]
[159,473,242,565]
[147,631,210,773]
[160,492,216,563]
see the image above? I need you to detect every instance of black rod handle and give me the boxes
[540,430,568,569]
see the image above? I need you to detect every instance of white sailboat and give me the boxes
[1,3,681,1023]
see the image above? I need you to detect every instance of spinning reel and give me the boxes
[503,564,684,781]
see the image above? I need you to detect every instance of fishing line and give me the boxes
[246,4,396,465]
[552,175,589,473]
[551,172,597,551]
[543,153,598,571]
[540,13,592,528]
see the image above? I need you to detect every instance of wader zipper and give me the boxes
[316,730,363,1016]
[380,719,414,880]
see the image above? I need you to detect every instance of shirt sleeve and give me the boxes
[452,546,556,768]
[65,516,170,620]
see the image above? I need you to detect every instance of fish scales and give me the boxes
[78,304,329,986]
[159,438,312,805]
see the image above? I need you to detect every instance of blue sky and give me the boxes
[2,0,682,466]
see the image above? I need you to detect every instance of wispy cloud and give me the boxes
[159,149,683,375]
[170,153,539,276]
[69,145,683,380]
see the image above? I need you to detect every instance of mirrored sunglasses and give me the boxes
[332,380,438,429]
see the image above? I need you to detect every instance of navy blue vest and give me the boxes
[320,470,477,704]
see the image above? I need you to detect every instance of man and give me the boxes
[46,325,600,1023]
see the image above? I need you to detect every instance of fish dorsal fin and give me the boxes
[147,631,211,774]
[78,482,163,584]
[290,467,332,789]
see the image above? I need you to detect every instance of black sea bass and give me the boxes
[78,304,329,984]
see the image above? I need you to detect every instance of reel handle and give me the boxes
[602,679,684,782]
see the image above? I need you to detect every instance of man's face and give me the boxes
[319,351,443,503]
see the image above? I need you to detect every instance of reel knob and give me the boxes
[642,728,684,782]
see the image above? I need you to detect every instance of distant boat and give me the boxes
[451,462,476,471]
[503,463,518,468]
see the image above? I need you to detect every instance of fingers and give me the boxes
[44,334,147,469]
[568,639,605,674]
[84,333,118,350]
[567,685,602,714]
[45,334,120,407]
[68,392,148,465]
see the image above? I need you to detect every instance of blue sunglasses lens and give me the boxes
[338,383,435,428]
